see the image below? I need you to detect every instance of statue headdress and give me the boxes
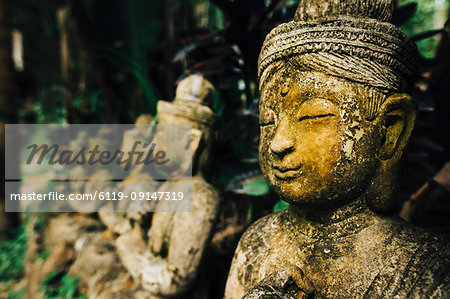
[258,0,419,93]
[157,74,216,129]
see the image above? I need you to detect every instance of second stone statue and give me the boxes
[116,74,220,298]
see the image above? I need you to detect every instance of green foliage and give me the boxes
[286,0,301,5]
[41,272,86,299]
[73,90,102,117]
[0,218,83,299]
[32,217,47,235]
[33,217,51,261]
[273,199,290,213]
[400,0,450,59]
[35,85,67,124]
[101,48,160,115]
[241,178,270,196]
[8,286,26,299]
[0,226,26,282]
[99,0,164,117]
[241,178,272,222]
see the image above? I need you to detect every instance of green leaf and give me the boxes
[273,199,290,213]
[0,226,26,281]
[8,287,25,299]
[241,178,270,196]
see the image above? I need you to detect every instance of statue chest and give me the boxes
[249,227,399,298]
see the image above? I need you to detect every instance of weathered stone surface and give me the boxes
[69,239,120,284]
[24,214,104,298]
[98,114,156,232]
[225,0,450,298]
[44,214,103,250]
[41,241,75,277]
[115,74,220,298]
[227,208,450,298]
[40,213,140,298]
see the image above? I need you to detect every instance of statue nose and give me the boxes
[270,116,295,156]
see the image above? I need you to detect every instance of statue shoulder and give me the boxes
[239,211,289,253]
[224,211,291,298]
[362,217,450,297]
[190,176,220,207]
[192,176,218,196]
[382,216,450,247]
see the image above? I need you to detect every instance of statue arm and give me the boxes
[224,242,248,298]
[241,266,314,299]
[161,186,220,296]
[117,183,220,297]
[225,255,314,299]
[225,212,311,298]
[115,223,200,297]
[224,215,273,298]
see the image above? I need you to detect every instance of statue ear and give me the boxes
[376,93,417,161]
[367,94,416,213]
[180,128,203,174]
[190,128,203,156]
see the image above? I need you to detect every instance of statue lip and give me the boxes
[272,165,301,180]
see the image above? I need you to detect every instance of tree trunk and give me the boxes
[69,0,117,123]
[57,6,74,124]
[0,0,19,239]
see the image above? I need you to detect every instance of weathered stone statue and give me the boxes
[115,74,220,298]
[225,0,450,298]
[98,114,155,234]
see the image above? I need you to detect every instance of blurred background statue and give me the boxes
[116,74,221,298]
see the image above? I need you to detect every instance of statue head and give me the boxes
[157,74,216,175]
[258,0,419,212]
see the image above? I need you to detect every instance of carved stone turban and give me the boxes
[158,75,216,129]
[258,0,419,92]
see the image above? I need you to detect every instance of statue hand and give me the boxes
[242,265,314,299]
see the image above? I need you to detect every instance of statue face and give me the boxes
[259,70,380,207]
